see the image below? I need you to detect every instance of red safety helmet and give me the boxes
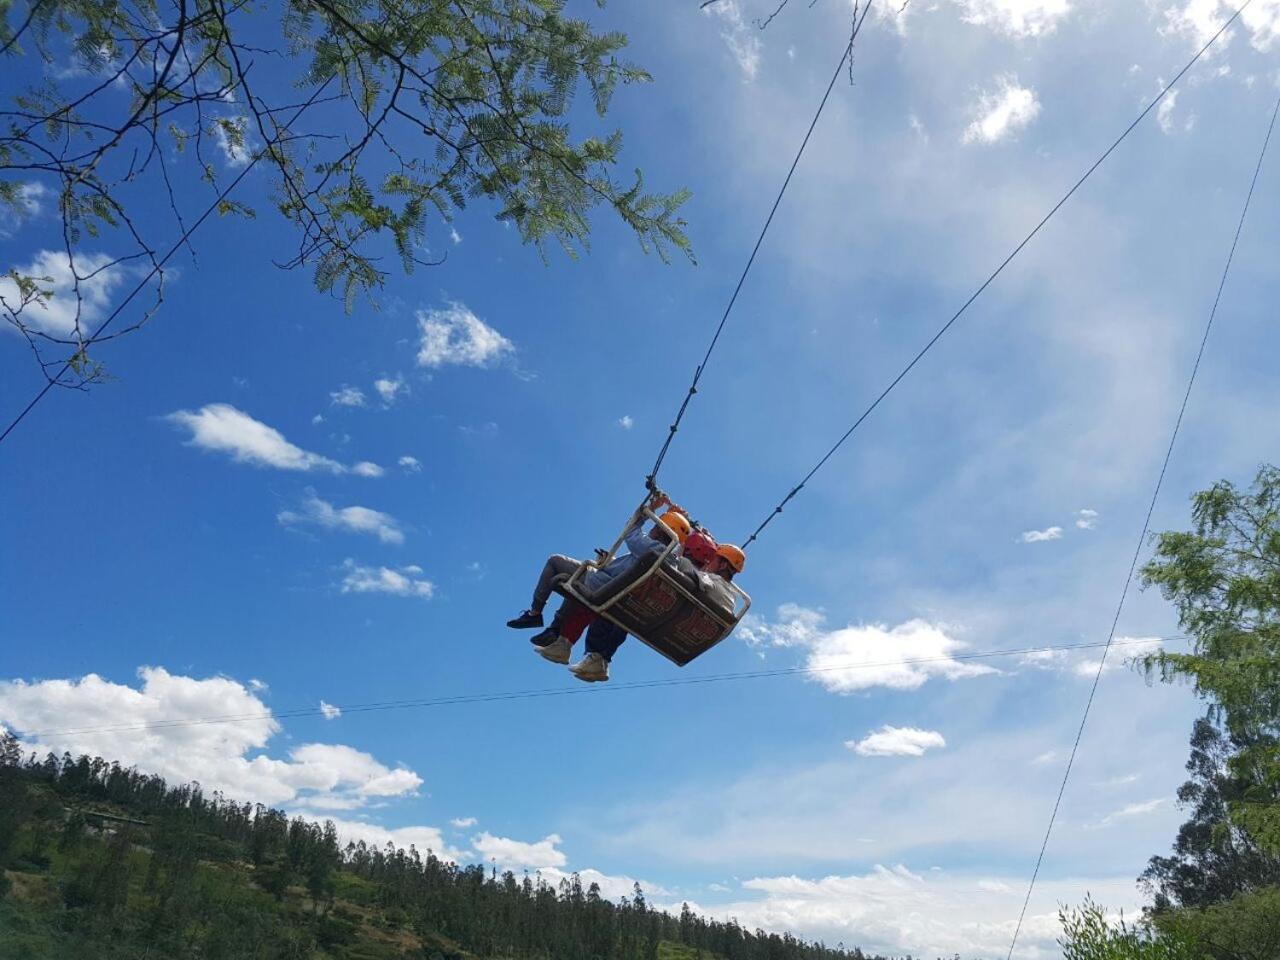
[683,528,719,567]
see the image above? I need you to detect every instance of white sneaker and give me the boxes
[569,652,609,682]
[536,636,572,665]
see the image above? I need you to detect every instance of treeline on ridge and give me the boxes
[0,735,884,960]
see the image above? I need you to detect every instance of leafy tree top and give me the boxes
[0,0,693,387]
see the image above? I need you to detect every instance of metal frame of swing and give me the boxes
[552,496,753,667]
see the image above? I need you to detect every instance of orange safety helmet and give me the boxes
[658,509,692,544]
[716,543,746,574]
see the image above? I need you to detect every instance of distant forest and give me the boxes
[0,734,885,960]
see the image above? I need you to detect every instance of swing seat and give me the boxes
[552,503,751,667]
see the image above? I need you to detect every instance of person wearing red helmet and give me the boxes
[569,542,746,682]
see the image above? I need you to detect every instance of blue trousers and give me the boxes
[585,618,627,661]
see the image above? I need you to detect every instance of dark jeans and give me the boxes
[585,618,627,662]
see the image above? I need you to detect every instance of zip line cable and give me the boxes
[0,80,334,447]
[13,636,1174,740]
[645,1,875,489]
[741,0,1255,548]
[1005,87,1280,960]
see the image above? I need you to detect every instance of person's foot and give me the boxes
[569,653,609,683]
[536,637,572,665]
[529,627,559,647]
[507,609,544,629]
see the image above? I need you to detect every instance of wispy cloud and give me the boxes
[848,726,947,757]
[167,404,348,474]
[1020,526,1062,543]
[278,492,405,544]
[1075,508,1099,530]
[374,375,406,405]
[1089,797,1167,829]
[953,0,1071,38]
[320,700,342,720]
[340,559,435,599]
[703,0,761,81]
[331,385,367,407]
[618,415,634,430]
[398,455,422,473]
[962,75,1041,144]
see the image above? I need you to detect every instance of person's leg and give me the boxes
[572,620,627,681]
[590,621,627,661]
[509,554,580,628]
[531,554,580,611]
[559,607,596,644]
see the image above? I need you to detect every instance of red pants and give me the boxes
[560,604,596,643]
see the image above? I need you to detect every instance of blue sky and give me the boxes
[3,1,1280,956]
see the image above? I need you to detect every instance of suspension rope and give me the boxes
[9,637,1173,741]
[0,79,334,447]
[741,0,1253,548]
[1005,87,1280,960]
[645,1,876,490]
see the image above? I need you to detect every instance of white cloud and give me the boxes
[331,385,367,407]
[1074,636,1164,677]
[351,461,385,478]
[0,250,126,338]
[321,816,464,862]
[848,726,947,757]
[694,866,1143,960]
[1090,797,1167,828]
[739,605,996,693]
[1157,88,1185,134]
[1076,508,1099,530]
[1031,750,1059,766]
[953,0,1071,37]
[166,404,352,473]
[1166,0,1280,53]
[0,668,421,811]
[704,0,761,81]
[471,832,567,870]
[450,816,478,829]
[398,455,422,473]
[340,559,436,599]
[416,302,514,369]
[319,700,341,720]
[312,413,325,425]
[449,227,463,244]
[248,678,268,693]
[1020,525,1063,543]
[881,0,1070,37]
[962,75,1041,144]
[278,492,405,544]
[374,375,406,405]
[618,415,634,430]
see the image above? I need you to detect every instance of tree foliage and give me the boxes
[1140,717,1280,913]
[1058,899,1193,960]
[0,734,879,960]
[0,0,693,387]
[1140,465,1280,853]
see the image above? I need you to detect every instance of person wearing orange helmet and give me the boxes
[507,493,691,664]
[569,541,746,682]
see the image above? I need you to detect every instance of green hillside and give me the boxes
[0,737,883,960]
